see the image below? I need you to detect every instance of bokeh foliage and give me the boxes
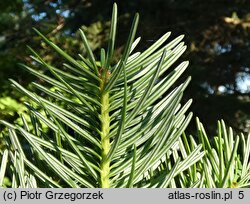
[0,0,250,133]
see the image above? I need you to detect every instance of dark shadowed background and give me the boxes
[0,0,249,135]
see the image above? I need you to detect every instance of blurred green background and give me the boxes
[0,0,250,135]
